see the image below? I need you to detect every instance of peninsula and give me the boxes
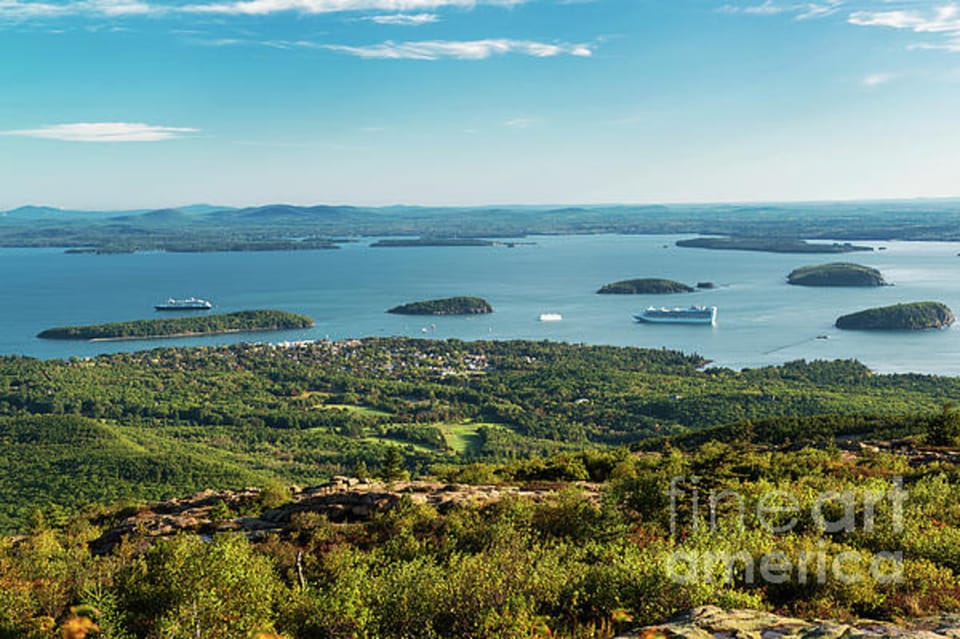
[597,278,694,294]
[677,237,873,254]
[835,302,955,331]
[387,297,494,315]
[37,310,315,341]
[787,263,887,287]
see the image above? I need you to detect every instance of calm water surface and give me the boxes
[3,234,960,374]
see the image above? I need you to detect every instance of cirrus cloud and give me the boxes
[1,122,198,142]
[362,12,438,25]
[322,38,593,59]
[848,4,960,53]
[181,0,524,16]
[0,0,526,20]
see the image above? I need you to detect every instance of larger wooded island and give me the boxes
[835,302,955,330]
[597,278,694,294]
[677,237,873,253]
[387,297,494,315]
[787,263,887,287]
[37,310,315,340]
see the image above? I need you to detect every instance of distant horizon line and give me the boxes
[7,194,960,214]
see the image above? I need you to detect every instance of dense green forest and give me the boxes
[2,338,960,530]
[2,338,960,636]
[4,443,960,638]
[835,302,956,330]
[37,310,314,340]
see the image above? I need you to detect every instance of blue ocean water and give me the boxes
[2,234,960,374]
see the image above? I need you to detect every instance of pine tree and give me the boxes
[928,403,960,447]
[379,447,407,481]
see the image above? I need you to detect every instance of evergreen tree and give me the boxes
[379,447,407,481]
[927,403,960,447]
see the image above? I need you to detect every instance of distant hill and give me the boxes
[2,204,231,220]
[109,208,197,225]
[178,204,234,215]
[224,204,366,223]
[1,205,144,220]
[11,199,960,252]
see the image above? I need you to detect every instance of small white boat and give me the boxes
[539,313,563,322]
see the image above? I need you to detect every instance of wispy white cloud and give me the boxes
[849,5,960,33]
[188,35,595,59]
[720,1,789,16]
[720,0,841,20]
[848,4,960,53]
[0,0,152,19]
[503,116,537,128]
[181,0,524,17]
[861,71,897,86]
[723,2,960,54]
[1,122,198,142]
[322,38,592,59]
[0,0,524,20]
[363,12,438,25]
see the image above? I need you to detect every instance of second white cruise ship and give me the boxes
[155,297,213,311]
[634,305,717,325]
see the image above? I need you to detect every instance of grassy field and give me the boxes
[438,421,497,455]
[318,404,393,417]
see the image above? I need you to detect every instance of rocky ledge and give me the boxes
[89,478,599,555]
[616,606,960,639]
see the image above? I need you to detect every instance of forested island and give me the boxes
[787,262,887,287]
[372,238,496,247]
[37,310,315,340]
[596,278,694,294]
[371,238,532,248]
[835,301,955,330]
[677,237,874,253]
[2,339,960,637]
[65,238,340,254]
[387,296,494,315]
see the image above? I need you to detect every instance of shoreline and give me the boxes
[85,324,315,342]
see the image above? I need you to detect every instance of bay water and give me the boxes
[2,234,959,374]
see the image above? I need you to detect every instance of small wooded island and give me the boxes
[38,310,315,341]
[597,278,694,294]
[835,302,955,331]
[387,297,494,315]
[677,237,873,254]
[787,263,887,287]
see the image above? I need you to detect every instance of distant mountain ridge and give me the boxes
[0,203,235,218]
[7,199,960,252]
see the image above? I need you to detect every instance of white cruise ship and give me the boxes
[634,306,717,325]
[155,297,213,311]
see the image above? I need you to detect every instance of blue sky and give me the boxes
[3,0,960,209]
